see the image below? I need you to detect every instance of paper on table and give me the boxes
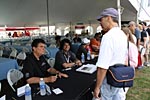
[52,88,63,95]
[0,95,6,100]
[17,85,26,97]
[76,64,97,74]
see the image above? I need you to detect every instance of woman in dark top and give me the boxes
[54,39,82,71]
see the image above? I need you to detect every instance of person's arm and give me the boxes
[75,59,82,66]
[90,39,100,52]
[143,37,147,48]
[47,68,68,78]
[137,39,141,50]
[26,76,57,84]
[94,67,107,98]
[62,62,75,68]
[91,45,99,51]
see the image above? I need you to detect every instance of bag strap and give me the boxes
[128,41,130,66]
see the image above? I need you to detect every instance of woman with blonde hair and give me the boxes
[122,27,138,68]
[121,27,138,96]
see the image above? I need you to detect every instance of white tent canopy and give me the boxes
[0,0,137,27]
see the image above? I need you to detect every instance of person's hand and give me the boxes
[92,45,99,51]
[75,60,82,66]
[58,73,69,78]
[93,87,100,98]
[47,68,52,72]
[46,76,57,83]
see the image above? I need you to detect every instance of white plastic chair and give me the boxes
[22,47,30,53]
[16,52,27,70]
[0,46,4,57]
[45,49,49,55]
[9,48,18,59]
[7,69,24,92]
[0,50,3,57]
[49,44,56,48]
[16,52,26,60]
[0,82,1,92]
[47,58,55,67]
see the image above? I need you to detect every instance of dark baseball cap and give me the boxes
[97,8,118,21]
[139,21,147,26]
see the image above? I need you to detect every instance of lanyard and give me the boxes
[64,54,70,63]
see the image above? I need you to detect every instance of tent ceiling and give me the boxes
[0,0,137,27]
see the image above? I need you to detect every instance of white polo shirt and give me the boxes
[96,27,127,69]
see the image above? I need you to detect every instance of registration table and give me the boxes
[4,66,96,100]
[0,57,19,80]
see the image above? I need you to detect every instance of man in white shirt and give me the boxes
[93,8,128,100]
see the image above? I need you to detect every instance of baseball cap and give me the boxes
[97,8,118,21]
[139,21,147,26]
[82,38,90,44]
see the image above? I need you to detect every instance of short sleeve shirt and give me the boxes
[90,38,100,50]
[54,50,77,71]
[135,28,141,39]
[22,53,51,79]
[96,27,127,69]
[141,30,148,42]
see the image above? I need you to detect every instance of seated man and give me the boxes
[54,39,82,71]
[73,34,82,43]
[55,35,61,48]
[22,39,68,84]
[90,32,101,53]
[76,38,91,60]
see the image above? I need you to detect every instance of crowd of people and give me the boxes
[20,7,150,100]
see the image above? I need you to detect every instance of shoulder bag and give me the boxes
[106,41,135,88]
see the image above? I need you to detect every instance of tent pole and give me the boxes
[117,0,121,28]
[46,0,50,37]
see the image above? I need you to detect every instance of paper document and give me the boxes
[52,88,63,95]
[0,95,6,100]
[17,85,26,97]
[76,64,97,74]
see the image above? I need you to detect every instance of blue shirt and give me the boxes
[135,28,141,39]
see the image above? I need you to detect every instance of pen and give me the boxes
[12,97,16,100]
[62,67,72,71]
[36,90,40,95]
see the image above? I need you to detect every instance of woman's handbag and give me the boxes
[106,64,134,88]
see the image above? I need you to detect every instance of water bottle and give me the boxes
[92,97,101,100]
[87,49,91,60]
[25,84,32,100]
[39,78,46,96]
[81,53,85,63]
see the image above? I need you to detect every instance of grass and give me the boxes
[126,67,150,100]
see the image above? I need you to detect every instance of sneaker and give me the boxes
[144,62,150,66]
[146,62,150,66]
[137,66,144,70]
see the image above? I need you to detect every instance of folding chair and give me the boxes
[0,82,1,92]
[47,58,55,67]
[0,46,4,57]
[7,69,24,92]
[9,48,18,59]
[0,50,3,57]
[16,52,26,66]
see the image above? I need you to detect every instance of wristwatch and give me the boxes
[40,78,44,81]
